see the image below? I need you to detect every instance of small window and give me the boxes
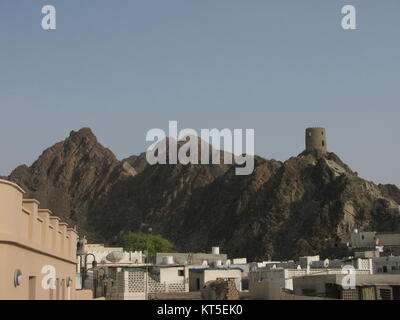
[361,235,365,240]
[178,269,185,277]
[383,266,388,273]
[322,140,325,147]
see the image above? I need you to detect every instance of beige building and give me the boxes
[0,179,86,300]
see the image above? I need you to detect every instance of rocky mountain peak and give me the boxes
[69,127,97,142]
[8,128,133,238]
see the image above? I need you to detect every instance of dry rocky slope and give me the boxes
[8,128,400,260]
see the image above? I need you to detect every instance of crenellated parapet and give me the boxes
[0,179,78,263]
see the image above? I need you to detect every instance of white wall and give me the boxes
[372,256,400,274]
[350,231,376,248]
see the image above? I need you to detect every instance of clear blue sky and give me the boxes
[0,1,399,186]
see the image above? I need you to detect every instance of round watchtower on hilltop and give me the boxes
[305,127,327,155]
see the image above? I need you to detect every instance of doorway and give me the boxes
[29,276,36,300]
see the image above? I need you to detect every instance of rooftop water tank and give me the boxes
[212,247,220,255]
[162,256,174,265]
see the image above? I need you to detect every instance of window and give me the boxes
[383,266,388,273]
[379,288,392,300]
[322,140,325,146]
[178,269,185,277]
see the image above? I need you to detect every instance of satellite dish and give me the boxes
[323,259,330,268]
[106,251,124,263]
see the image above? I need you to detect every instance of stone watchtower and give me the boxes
[305,127,327,155]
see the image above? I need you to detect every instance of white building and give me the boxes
[350,230,377,248]
[299,256,320,268]
[156,247,227,266]
[371,256,400,274]
[83,244,143,267]
[78,243,144,293]
[249,256,372,300]
[105,264,189,300]
[350,229,400,249]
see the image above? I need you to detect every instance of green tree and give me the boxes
[123,232,173,257]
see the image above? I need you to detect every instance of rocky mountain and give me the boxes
[8,128,136,238]
[7,128,400,260]
[123,153,148,174]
